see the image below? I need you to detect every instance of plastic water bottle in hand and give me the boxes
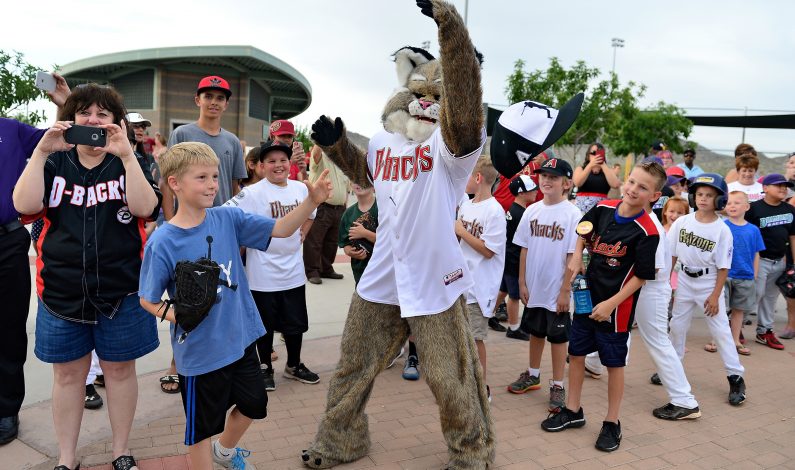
[573,274,593,314]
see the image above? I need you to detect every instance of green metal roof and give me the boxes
[60,45,311,118]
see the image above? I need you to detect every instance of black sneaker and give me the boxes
[262,367,276,391]
[505,327,530,341]
[494,303,508,321]
[650,373,662,386]
[84,384,103,410]
[652,403,701,420]
[488,317,507,332]
[284,363,320,384]
[541,406,585,432]
[728,375,746,406]
[595,421,621,452]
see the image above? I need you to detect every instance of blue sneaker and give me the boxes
[213,440,251,469]
[402,355,420,380]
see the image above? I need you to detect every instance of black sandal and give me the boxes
[159,374,180,394]
[54,463,80,470]
[112,455,137,470]
[93,374,105,387]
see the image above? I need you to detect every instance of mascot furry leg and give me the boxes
[302,0,493,468]
[303,295,493,469]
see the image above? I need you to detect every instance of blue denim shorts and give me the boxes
[35,294,159,363]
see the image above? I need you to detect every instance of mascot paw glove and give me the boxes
[311,115,344,147]
[416,0,434,19]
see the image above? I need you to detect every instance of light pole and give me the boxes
[611,38,625,75]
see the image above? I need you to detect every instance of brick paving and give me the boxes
[47,316,794,470]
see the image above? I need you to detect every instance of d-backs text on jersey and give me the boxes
[48,175,128,208]
[372,145,433,182]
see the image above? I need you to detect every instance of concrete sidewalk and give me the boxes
[5,260,795,469]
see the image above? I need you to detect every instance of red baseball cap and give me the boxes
[269,120,295,137]
[666,166,685,177]
[196,75,231,98]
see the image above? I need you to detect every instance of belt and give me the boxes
[682,266,710,278]
[761,257,784,264]
[576,192,609,198]
[0,220,23,236]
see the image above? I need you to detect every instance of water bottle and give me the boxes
[573,274,593,314]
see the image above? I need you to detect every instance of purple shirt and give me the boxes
[0,118,46,224]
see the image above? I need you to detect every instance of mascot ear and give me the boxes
[474,47,484,68]
[393,46,436,87]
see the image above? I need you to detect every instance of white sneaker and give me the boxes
[212,440,251,469]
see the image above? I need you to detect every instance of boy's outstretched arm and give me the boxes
[272,169,332,238]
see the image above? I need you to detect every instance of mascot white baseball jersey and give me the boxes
[357,126,486,317]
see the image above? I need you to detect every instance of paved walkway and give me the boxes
[5,258,795,469]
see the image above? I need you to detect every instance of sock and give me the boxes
[509,323,520,331]
[553,380,564,387]
[528,367,540,377]
[284,333,302,368]
[214,440,234,458]
[408,341,417,358]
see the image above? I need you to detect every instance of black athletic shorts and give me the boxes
[523,307,570,344]
[180,343,267,445]
[568,315,630,367]
[251,286,309,335]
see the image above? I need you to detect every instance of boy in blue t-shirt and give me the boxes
[139,142,331,470]
[721,191,765,355]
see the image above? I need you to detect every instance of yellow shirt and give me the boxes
[309,153,350,206]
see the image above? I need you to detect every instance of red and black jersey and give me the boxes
[22,149,162,323]
[580,199,659,332]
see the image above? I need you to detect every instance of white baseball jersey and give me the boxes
[727,181,764,202]
[512,199,581,312]
[646,212,672,289]
[357,127,486,317]
[224,179,316,292]
[458,196,507,317]
[668,212,733,272]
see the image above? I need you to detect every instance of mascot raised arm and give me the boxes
[303,0,493,469]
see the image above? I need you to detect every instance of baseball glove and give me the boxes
[160,236,222,342]
[350,212,377,255]
[776,265,795,299]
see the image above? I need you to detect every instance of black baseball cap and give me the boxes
[534,158,573,178]
[508,175,538,196]
[259,140,292,159]
[490,93,584,177]
[651,140,667,151]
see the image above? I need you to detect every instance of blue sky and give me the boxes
[6,0,794,157]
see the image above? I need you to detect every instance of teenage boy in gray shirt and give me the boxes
[163,75,246,218]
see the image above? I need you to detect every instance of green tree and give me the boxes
[294,125,313,152]
[505,58,693,163]
[0,50,48,126]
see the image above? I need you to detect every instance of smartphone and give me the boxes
[64,125,107,147]
[35,71,56,92]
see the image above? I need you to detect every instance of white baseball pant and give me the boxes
[636,281,699,409]
[670,273,744,377]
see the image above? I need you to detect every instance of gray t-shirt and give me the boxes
[167,123,246,206]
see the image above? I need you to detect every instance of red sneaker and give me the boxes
[755,330,785,350]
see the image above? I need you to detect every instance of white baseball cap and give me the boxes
[509,175,538,196]
[490,93,584,177]
[126,112,151,127]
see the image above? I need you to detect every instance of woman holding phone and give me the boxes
[12,84,161,470]
[573,142,621,214]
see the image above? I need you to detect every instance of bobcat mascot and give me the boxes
[301,0,492,469]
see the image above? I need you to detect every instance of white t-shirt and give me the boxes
[512,199,581,312]
[356,127,486,317]
[727,181,764,202]
[645,212,671,289]
[668,212,733,272]
[224,179,316,291]
[458,196,507,317]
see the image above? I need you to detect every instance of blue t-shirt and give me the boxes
[724,220,765,280]
[139,206,275,376]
